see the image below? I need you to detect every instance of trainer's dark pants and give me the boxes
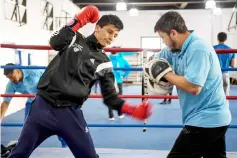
[8,95,98,158]
[167,125,229,158]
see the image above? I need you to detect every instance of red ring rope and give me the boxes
[1,44,237,53]
[1,94,237,100]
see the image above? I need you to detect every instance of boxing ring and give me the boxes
[1,44,237,157]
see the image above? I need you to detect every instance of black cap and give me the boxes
[3,63,15,76]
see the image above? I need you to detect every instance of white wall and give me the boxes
[81,9,237,48]
[81,8,237,78]
[0,0,80,117]
[1,4,237,117]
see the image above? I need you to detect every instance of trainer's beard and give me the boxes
[169,40,181,53]
[170,48,181,53]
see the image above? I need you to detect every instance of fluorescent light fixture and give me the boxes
[129,8,139,16]
[116,2,127,11]
[205,0,216,9]
[213,7,222,15]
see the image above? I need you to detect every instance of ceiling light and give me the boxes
[205,0,216,9]
[129,8,139,16]
[213,7,222,15]
[116,2,127,11]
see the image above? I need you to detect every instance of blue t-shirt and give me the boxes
[4,69,44,103]
[213,44,235,73]
[155,32,231,127]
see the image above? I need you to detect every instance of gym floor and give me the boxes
[1,85,237,157]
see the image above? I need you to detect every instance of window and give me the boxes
[4,0,27,26]
[141,36,166,60]
[40,0,54,31]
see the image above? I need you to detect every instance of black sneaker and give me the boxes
[7,141,17,150]
[166,100,171,104]
[160,100,167,104]
[1,144,10,158]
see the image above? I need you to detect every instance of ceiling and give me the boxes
[72,0,237,11]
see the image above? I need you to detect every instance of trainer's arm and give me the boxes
[164,72,202,95]
[164,48,211,95]
[154,47,173,65]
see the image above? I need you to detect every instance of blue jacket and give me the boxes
[109,52,136,83]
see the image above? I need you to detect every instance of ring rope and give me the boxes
[1,44,237,53]
[1,123,237,128]
[1,65,237,72]
[1,94,237,100]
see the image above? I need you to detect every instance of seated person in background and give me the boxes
[213,32,236,96]
[1,63,43,121]
[0,63,68,149]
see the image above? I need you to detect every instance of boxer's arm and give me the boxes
[50,5,99,51]
[99,71,125,111]
[99,72,152,120]
[96,60,152,120]
[49,27,76,51]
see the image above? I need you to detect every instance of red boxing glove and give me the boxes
[68,5,99,32]
[121,101,152,120]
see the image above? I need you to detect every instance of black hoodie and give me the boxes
[37,26,125,111]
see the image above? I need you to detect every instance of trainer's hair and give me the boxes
[154,11,188,34]
[217,32,227,42]
[96,14,124,31]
